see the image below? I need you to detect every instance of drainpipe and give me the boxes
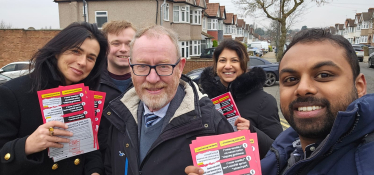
[160,0,166,25]
[155,0,159,24]
[83,0,87,22]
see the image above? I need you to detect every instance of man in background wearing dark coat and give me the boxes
[97,20,136,161]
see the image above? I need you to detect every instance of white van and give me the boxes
[250,42,269,53]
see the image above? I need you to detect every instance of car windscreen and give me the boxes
[202,49,214,55]
[2,64,16,72]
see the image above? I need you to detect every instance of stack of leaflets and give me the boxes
[211,92,241,131]
[190,130,261,175]
[37,83,106,162]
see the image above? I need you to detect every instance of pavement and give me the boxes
[260,51,371,130]
[259,52,290,130]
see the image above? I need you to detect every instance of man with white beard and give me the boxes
[102,25,233,175]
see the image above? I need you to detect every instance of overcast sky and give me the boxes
[0,0,373,30]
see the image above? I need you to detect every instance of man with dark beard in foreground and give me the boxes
[186,29,374,175]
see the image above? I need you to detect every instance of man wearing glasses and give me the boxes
[102,25,233,175]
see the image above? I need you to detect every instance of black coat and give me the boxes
[96,70,123,161]
[200,67,283,159]
[0,75,103,175]
[103,75,234,175]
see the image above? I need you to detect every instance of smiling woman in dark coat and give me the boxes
[0,22,108,175]
[199,39,283,159]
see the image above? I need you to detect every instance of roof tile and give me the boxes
[237,19,245,27]
[224,13,233,24]
[220,6,225,18]
[206,3,220,17]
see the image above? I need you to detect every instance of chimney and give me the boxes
[369,8,374,14]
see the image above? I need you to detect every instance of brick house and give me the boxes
[335,23,344,35]
[54,0,207,58]
[344,18,356,44]
[204,2,222,42]
[223,13,235,39]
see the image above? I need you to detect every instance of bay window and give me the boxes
[190,9,201,25]
[173,5,190,23]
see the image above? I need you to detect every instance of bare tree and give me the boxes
[233,0,328,61]
[0,20,12,29]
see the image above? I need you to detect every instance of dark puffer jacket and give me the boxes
[200,67,283,159]
[261,94,374,175]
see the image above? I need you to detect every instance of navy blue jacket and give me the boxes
[261,94,374,175]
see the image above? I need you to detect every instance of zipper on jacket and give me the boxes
[139,119,206,169]
[284,113,360,175]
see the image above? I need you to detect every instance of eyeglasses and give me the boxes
[129,59,181,76]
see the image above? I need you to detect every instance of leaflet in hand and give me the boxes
[37,83,106,162]
[190,130,261,175]
[211,92,241,131]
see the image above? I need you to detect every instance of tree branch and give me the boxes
[284,0,303,17]
[256,0,279,21]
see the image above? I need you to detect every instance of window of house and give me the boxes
[189,40,201,56]
[202,17,206,29]
[363,22,369,29]
[173,5,189,23]
[207,19,217,30]
[95,11,108,28]
[164,3,169,21]
[218,20,223,30]
[190,10,201,25]
[180,41,189,58]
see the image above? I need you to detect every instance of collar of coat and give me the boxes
[200,66,266,101]
[119,79,207,124]
[268,94,374,172]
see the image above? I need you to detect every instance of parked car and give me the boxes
[0,62,32,79]
[200,48,215,58]
[185,57,279,87]
[185,67,205,84]
[248,56,279,87]
[352,44,367,49]
[369,52,374,68]
[0,74,11,85]
[250,42,269,53]
[352,45,364,62]
[274,44,288,53]
[247,47,263,57]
